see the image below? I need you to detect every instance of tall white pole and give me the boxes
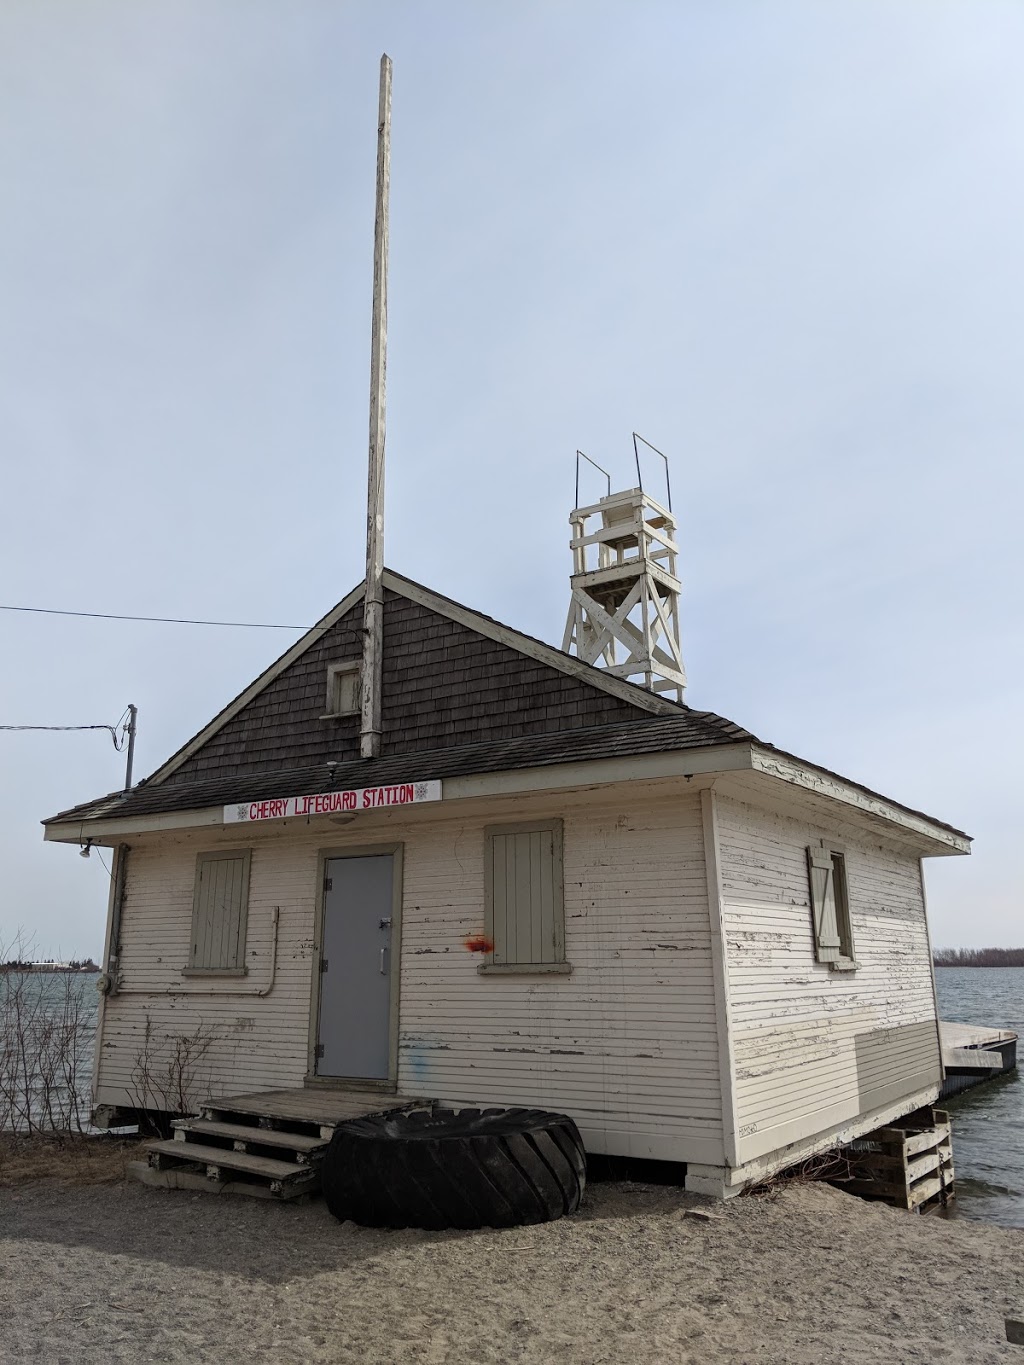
[360,53,392,760]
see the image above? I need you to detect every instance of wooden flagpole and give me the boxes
[360,54,392,759]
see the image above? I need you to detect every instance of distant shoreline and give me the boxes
[0,964,99,974]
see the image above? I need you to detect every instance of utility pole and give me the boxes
[360,53,392,760]
[123,703,137,792]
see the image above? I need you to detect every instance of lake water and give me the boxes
[0,971,99,1132]
[934,967,1024,1228]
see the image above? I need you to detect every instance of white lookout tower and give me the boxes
[562,436,686,702]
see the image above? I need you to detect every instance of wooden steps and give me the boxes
[173,1118,326,1155]
[837,1106,955,1214]
[138,1105,331,1199]
[131,1086,430,1201]
[147,1139,316,1183]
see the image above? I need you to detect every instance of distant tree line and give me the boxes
[0,958,98,972]
[933,947,1024,968]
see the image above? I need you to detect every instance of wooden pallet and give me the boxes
[837,1106,955,1213]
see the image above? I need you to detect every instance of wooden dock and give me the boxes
[130,1086,431,1200]
[939,1021,1018,1100]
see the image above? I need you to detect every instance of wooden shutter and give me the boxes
[485,822,564,966]
[807,845,841,964]
[190,850,251,971]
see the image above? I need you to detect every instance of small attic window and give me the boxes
[322,661,361,719]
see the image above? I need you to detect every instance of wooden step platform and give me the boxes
[147,1139,316,1184]
[130,1157,312,1201]
[131,1085,431,1201]
[173,1117,327,1154]
[199,1086,427,1137]
[836,1106,955,1214]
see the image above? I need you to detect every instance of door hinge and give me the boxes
[320,958,328,973]
[314,1043,324,1059]
[324,877,333,892]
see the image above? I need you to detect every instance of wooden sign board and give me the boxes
[224,779,442,825]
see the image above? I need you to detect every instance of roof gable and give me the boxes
[151,570,680,789]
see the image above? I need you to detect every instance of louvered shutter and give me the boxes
[807,845,842,964]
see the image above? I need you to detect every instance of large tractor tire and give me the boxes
[321,1106,586,1229]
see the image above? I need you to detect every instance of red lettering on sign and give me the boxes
[232,780,435,823]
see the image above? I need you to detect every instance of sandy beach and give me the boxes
[1,1137,1022,1364]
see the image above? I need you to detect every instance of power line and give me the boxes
[0,724,117,732]
[0,604,309,629]
[1,708,134,751]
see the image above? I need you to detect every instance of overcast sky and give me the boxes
[1,2,1021,956]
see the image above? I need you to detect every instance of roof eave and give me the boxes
[43,741,757,841]
[42,737,970,855]
[749,744,971,855]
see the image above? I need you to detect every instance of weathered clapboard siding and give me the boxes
[397,793,721,1161]
[98,837,319,1104]
[95,786,724,1164]
[715,794,940,1167]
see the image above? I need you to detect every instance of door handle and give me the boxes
[379,946,387,974]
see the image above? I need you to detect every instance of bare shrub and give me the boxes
[127,1013,219,1134]
[744,1146,855,1199]
[0,931,95,1134]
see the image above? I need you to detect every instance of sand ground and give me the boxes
[1,1136,1022,1364]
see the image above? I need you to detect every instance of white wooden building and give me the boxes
[44,567,969,1198]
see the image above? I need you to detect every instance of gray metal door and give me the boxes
[317,855,394,1079]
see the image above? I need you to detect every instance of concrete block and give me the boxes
[684,1164,742,1200]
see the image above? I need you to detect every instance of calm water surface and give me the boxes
[0,971,99,1132]
[934,967,1024,1228]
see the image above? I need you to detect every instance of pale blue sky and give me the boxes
[1,2,1021,954]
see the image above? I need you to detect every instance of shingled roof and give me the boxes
[42,568,967,844]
